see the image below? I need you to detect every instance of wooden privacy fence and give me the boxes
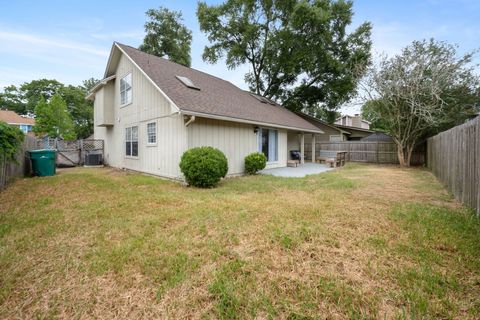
[36,138,104,166]
[427,117,479,215]
[0,135,36,189]
[305,141,425,165]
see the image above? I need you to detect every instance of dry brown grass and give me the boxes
[0,163,479,319]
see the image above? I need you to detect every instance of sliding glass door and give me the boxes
[258,128,278,162]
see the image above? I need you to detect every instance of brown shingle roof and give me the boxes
[0,110,35,125]
[115,43,321,133]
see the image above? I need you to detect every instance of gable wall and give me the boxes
[94,52,187,179]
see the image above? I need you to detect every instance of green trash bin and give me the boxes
[29,149,57,176]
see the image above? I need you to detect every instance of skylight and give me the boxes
[176,75,200,90]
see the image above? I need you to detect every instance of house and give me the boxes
[333,124,373,140]
[295,112,351,142]
[335,114,370,129]
[87,42,324,179]
[296,112,374,141]
[0,110,35,134]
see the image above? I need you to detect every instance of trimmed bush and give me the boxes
[244,152,267,175]
[179,147,228,188]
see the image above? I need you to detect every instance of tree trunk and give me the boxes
[396,143,406,167]
[406,144,415,167]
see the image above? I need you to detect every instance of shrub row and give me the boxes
[179,147,267,188]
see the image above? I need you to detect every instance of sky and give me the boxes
[0,0,479,115]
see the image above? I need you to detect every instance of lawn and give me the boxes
[1,164,479,319]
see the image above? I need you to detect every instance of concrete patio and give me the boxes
[259,162,334,178]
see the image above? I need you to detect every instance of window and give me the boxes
[147,122,156,144]
[120,73,132,105]
[19,124,32,133]
[125,126,138,157]
[258,128,278,162]
[330,135,343,142]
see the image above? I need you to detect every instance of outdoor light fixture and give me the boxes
[254,126,259,134]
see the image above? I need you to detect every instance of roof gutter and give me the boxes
[180,110,324,134]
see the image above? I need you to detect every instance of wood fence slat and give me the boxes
[427,117,479,215]
[315,141,425,165]
[0,135,36,189]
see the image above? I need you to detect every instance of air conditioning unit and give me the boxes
[84,153,103,166]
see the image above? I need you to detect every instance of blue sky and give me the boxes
[1,0,479,114]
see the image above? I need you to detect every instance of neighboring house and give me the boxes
[87,42,323,179]
[0,110,35,134]
[295,112,351,142]
[334,124,373,140]
[335,114,370,129]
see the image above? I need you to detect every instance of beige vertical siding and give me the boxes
[287,132,300,159]
[187,118,289,174]
[94,52,187,179]
[187,118,257,175]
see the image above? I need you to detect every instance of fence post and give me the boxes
[79,140,84,165]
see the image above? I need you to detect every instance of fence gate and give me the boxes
[36,138,104,167]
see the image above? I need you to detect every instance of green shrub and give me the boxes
[244,152,267,175]
[179,147,228,188]
[0,121,24,164]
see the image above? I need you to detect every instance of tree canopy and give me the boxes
[362,39,480,166]
[197,0,372,115]
[0,78,97,139]
[139,7,193,67]
[0,121,24,164]
[33,94,76,140]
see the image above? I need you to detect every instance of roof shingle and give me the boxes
[0,110,35,125]
[115,43,321,133]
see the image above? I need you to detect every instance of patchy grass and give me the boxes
[0,164,479,319]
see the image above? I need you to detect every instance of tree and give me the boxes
[0,85,25,114]
[0,121,24,164]
[20,79,64,113]
[58,84,95,139]
[312,109,342,124]
[362,39,480,166]
[139,7,193,67]
[1,78,97,139]
[361,100,387,131]
[82,78,99,92]
[33,94,75,140]
[197,0,371,115]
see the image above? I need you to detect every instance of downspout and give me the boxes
[185,115,196,127]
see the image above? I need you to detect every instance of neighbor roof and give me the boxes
[334,124,373,133]
[295,112,350,135]
[0,110,35,125]
[111,43,322,133]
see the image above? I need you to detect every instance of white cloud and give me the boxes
[0,31,109,57]
[0,29,109,87]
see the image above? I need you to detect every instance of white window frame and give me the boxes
[146,122,157,146]
[329,135,343,142]
[257,128,278,163]
[125,126,138,158]
[120,73,132,106]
